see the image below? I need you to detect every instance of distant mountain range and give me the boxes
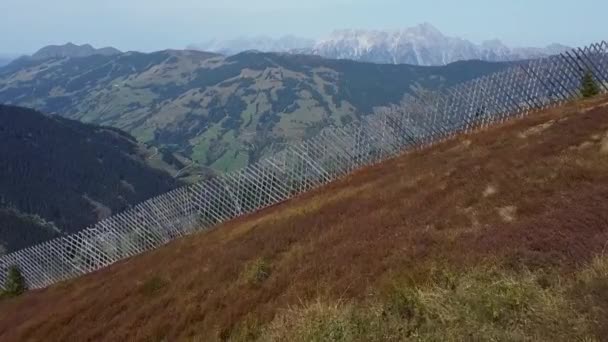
[0,54,19,67]
[29,42,122,60]
[4,24,567,68]
[310,24,570,65]
[0,46,511,172]
[0,43,121,66]
[188,35,315,56]
[188,23,569,66]
[0,105,186,254]
[0,58,12,67]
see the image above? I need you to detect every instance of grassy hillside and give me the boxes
[1,96,608,341]
[0,51,510,171]
[0,105,189,253]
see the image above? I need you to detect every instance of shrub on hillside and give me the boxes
[2,265,27,298]
[241,258,271,285]
[581,70,600,98]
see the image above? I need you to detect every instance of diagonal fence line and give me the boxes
[2,41,608,290]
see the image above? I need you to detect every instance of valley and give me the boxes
[0,47,510,171]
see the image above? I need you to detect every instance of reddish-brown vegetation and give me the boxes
[1,96,608,341]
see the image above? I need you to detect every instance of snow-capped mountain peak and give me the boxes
[188,35,315,56]
[187,24,569,66]
[312,24,569,66]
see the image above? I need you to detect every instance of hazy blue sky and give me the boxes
[1,0,606,54]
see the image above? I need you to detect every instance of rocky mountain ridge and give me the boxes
[188,23,568,66]
[311,23,569,65]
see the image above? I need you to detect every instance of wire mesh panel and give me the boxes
[1,40,608,290]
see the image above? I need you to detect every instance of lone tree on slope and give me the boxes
[3,265,27,297]
[581,70,600,98]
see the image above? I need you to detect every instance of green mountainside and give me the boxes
[0,50,511,171]
[29,42,122,60]
[0,105,186,254]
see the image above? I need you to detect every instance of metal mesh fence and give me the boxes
[2,41,608,290]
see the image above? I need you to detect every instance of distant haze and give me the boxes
[187,24,571,66]
[0,0,606,54]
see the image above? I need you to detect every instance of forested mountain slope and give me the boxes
[0,105,183,253]
[0,50,511,171]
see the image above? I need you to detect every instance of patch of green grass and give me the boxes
[240,101,258,130]
[241,257,271,285]
[230,151,250,171]
[208,131,249,172]
[211,148,248,172]
[190,124,223,164]
[191,140,210,164]
[132,125,157,143]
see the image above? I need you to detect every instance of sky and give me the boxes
[1,0,606,54]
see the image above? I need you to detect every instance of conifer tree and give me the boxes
[581,70,600,98]
[4,265,26,297]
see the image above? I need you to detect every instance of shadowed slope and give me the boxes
[0,105,183,253]
[1,96,608,340]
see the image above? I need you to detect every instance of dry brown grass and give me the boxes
[255,260,604,342]
[2,96,608,341]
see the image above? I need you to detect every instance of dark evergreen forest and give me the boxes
[0,105,180,253]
